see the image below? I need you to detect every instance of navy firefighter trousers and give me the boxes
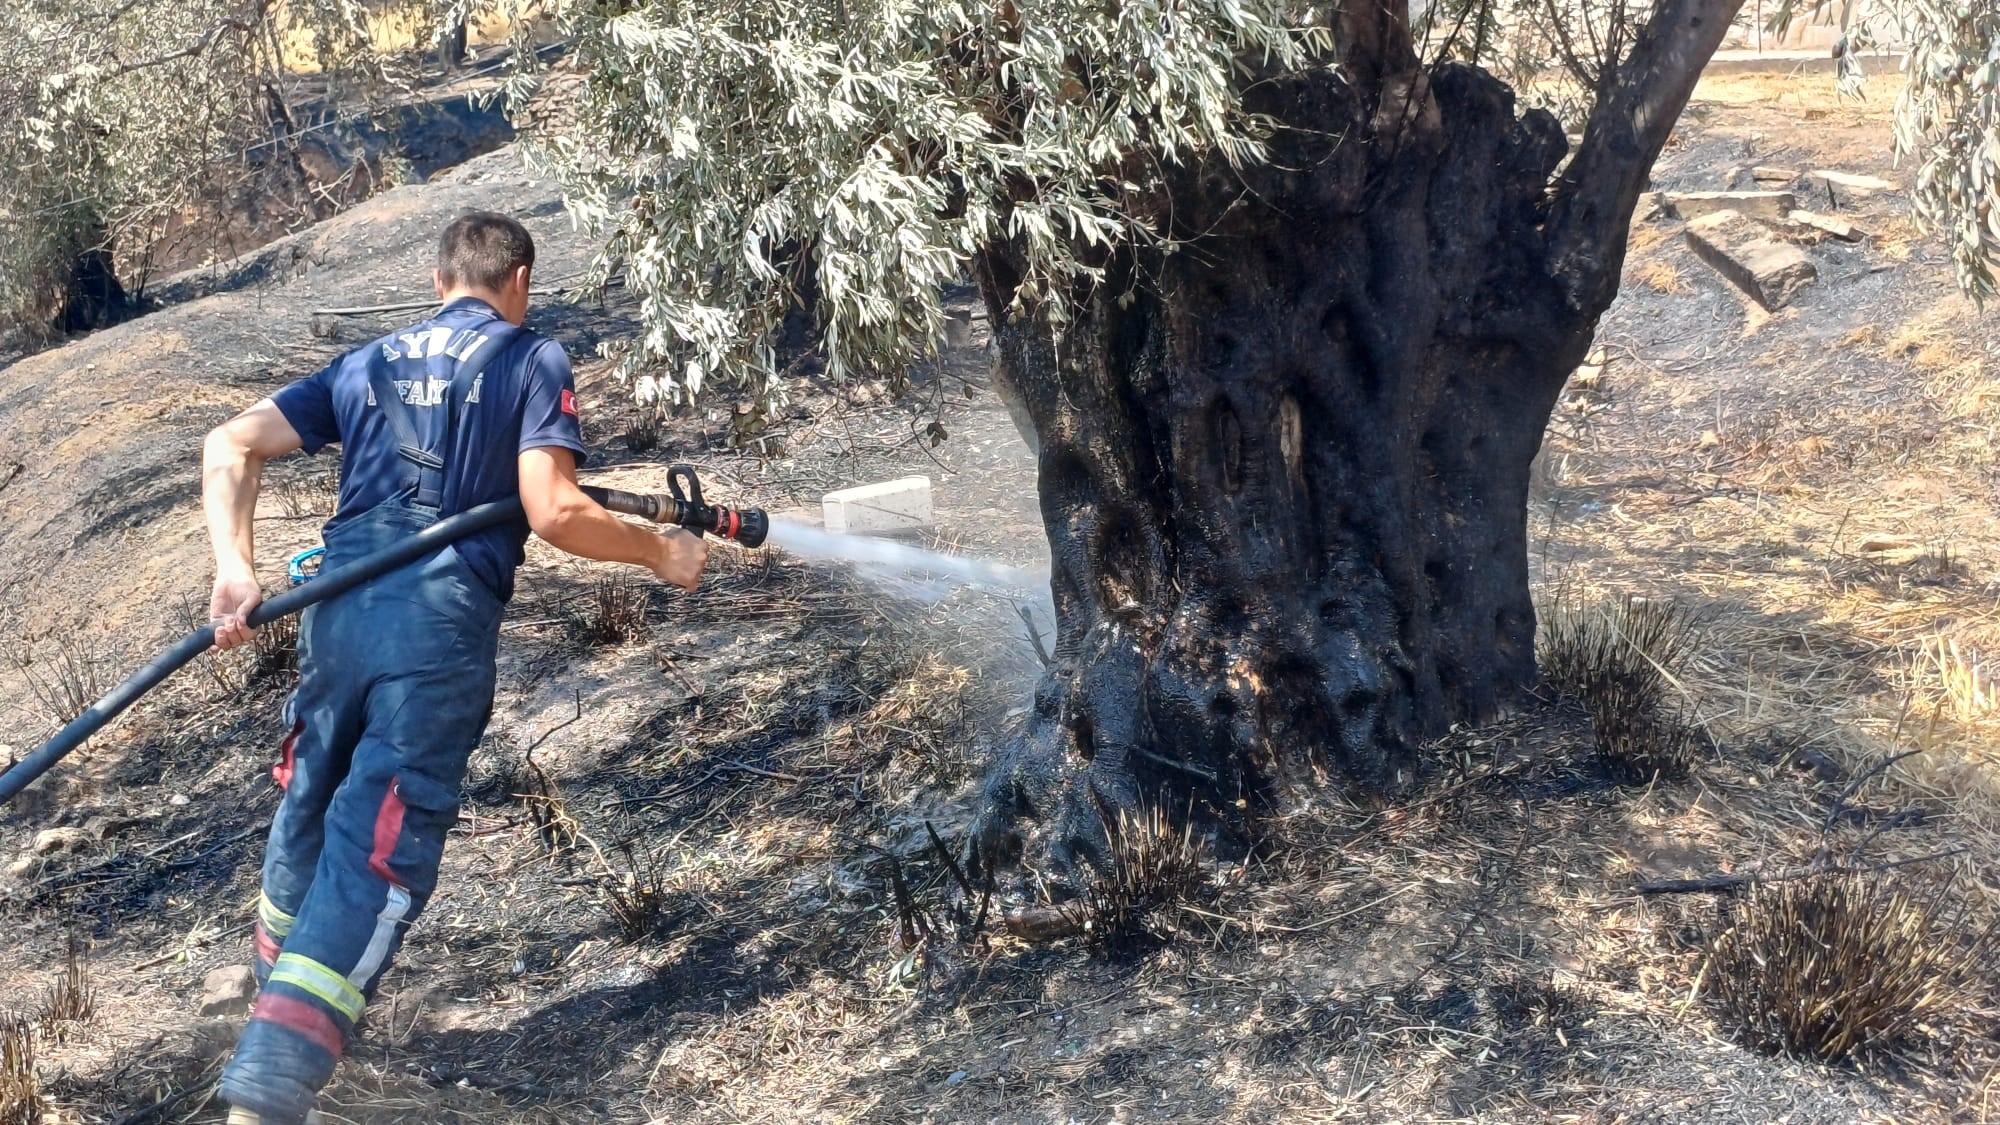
[219,497,501,1122]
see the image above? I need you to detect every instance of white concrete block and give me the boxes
[823,476,933,535]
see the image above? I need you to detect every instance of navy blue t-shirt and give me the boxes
[272,297,588,602]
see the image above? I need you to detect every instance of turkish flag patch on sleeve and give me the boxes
[560,388,578,417]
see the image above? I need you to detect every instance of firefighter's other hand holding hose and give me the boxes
[210,571,263,651]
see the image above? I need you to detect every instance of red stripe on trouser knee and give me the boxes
[250,993,345,1059]
[272,719,303,790]
[254,922,281,967]
[367,781,408,886]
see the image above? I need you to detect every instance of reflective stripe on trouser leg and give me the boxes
[225,765,414,1123]
[253,892,295,987]
[258,893,296,940]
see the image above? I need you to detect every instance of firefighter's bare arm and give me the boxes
[204,399,305,650]
[519,446,708,590]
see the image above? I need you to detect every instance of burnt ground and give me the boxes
[2,66,2000,1124]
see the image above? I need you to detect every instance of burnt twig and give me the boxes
[1017,604,1052,669]
[887,853,934,948]
[1634,847,1967,896]
[926,821,975,900]
[1818,748,1924,843]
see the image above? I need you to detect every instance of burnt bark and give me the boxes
[973,12,1737,871]
[440,20,470,74]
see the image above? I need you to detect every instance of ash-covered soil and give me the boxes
[2,65,1998,1125]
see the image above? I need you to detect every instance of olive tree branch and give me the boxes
[104,18,254,80]
[1543,0,1747,318]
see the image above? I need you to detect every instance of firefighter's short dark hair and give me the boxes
[437,211,535,291]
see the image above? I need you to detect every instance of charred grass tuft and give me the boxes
[597,841,672,944]
[36,937,94,1042]
[269,459,339,518]
[0,950,89,1125]
[1538,593,1702,697]
[566,572,651,646]
[892,806,1213,953]
[625,406,663,453]
[173,593,300,697]
[1585,675,1703,784]
[1538,593,1705,782]
[1042,806,1210,950]
[1702,871,1997,1061]
[248,610,302,680]
[9,631,113,729]
[0,1016,39,1125]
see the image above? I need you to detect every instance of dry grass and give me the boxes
[1884,319,1965,374]
[13,92,2000,1122]
[825,652,976,784]
[1924,360,1999,429]
[9,632,112,730]
[1703,870,1997,1061]
[566,572,651,646]
[1839,324,1883,350]
[274,5,524,74]
[1507,110,2000,1108]
[268,459,338,519]
[0,1018,39,1125]
[1905,636,2000,724]
[36,938,94,1043]
[1628,221,1675,254]
[1690,70,1906,116]
[1635,258,1691,294]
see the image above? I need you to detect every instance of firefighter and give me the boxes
[200,212,707,1123]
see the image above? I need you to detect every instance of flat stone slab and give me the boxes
[1808,170,1897,198]
[823,476,933,535]
[1788,209,1865,242]
[1685,210,1819,310]
[1751,165,1800,182]
[1666,191,1797,221]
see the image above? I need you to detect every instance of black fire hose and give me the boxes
[0,475,766,807]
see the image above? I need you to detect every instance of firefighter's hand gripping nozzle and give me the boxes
[580,467,767,547]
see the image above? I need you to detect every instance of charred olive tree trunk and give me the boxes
[441,20,470,74]
[58,223,132,334]
[972,0,1741,870]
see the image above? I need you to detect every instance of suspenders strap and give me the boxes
[366,322,525,510]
